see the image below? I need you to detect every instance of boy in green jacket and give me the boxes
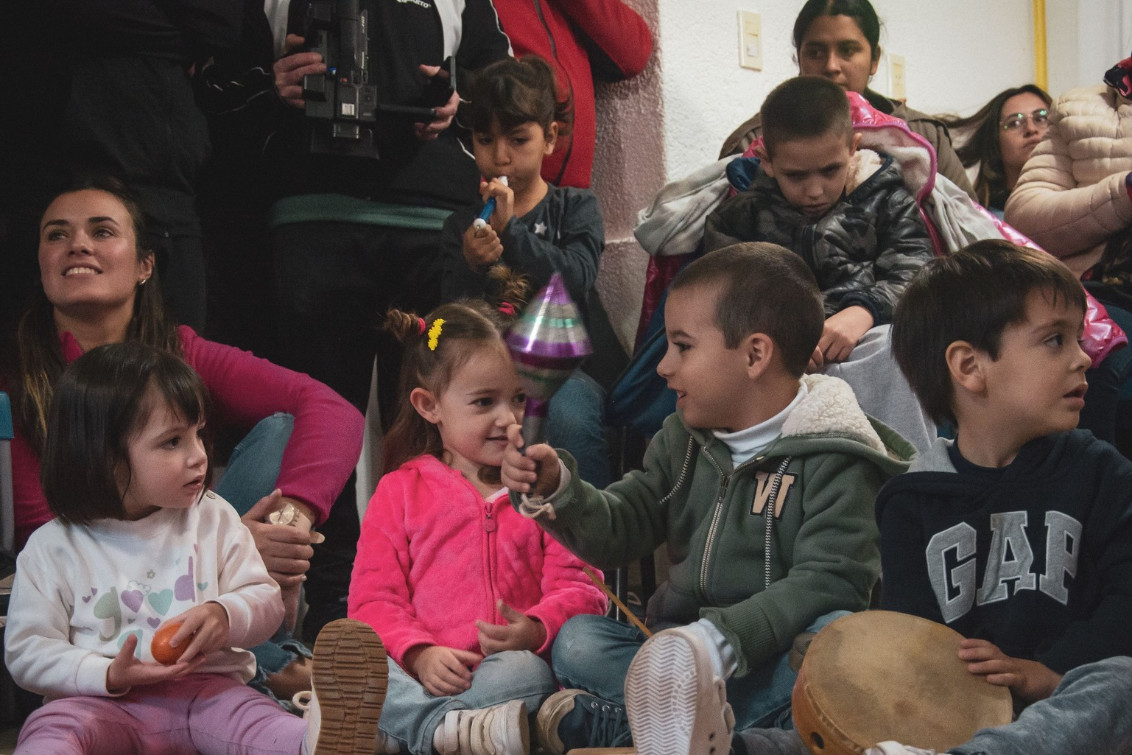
[502,242,916,754]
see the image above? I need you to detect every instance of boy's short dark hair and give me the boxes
[892,240,1086,426]
[41,342,212,526]
[671,242,825,376]
[761,76,853,158]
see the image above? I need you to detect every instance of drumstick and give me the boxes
[583,566,652,638]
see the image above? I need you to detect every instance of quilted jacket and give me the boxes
[1005,84,1132,278]
[348,454,607,667]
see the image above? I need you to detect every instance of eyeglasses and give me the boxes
[1000,108,1049,132]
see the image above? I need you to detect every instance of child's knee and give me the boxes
[551,614,617,672]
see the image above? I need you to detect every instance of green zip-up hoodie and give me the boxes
[522,374,915,676]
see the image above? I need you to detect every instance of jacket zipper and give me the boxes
[699,451,729,598]
[484,497,498,620]
[803,223,818,273]
[698,452,787,597]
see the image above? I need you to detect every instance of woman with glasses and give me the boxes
[941,85,1052,216]
[719,0,977,200]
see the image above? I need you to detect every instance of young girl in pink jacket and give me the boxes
[347,299,607,755]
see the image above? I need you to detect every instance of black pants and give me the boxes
[273,219,444,638]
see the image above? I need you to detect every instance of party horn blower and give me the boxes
[506,272,592,449]
[473,176,508,232]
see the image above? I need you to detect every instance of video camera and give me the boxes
[301,0,454,158]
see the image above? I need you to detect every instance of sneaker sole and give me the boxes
[625,629,732,755]
[310,618,389,755]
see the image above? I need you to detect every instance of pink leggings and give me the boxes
[16,673,307,755]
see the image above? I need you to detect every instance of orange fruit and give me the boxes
[151,621,186,665]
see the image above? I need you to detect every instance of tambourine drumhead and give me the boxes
[792,611,1013,755]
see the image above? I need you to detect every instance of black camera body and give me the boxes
[301,0,453,159]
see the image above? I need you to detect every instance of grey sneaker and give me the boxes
[300,618,389,755]
[624,626,735,755]
[434,699,529,755]
[536,689,631,754]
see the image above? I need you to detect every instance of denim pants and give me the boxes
[15,673,307,755]
[379,650,557,755]
[212,413,313,705]
[547,371,612,488]
[552,611,848,738]
[733,655,1132,755]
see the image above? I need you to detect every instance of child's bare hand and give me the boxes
[409,645,483,697]
[160,602,231,665]
[501,424,560,496]
[475,600,547,655]
[958,638,1062,703]
[106,633,204,693]
[463,224,503,269]
[817,306,874,364]
[479,177,515,232]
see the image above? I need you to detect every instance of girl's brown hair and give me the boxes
[42,342,211,525]
[381,299,516,475]
[460,54,573,138]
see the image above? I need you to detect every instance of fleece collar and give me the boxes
[781,374,886,453]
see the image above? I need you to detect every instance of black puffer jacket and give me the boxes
[704,151,933,326]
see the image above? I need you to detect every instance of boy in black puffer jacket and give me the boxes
[705,75,935,453]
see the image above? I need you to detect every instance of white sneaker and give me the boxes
[624,626,735,755]
[434,699,530,755]
[865,743,938,755]
[301,618,390,755]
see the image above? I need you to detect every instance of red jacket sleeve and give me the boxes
[179,327,363,524]
[554,0,653,80]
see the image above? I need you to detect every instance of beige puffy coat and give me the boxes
[1005,84,1132,277]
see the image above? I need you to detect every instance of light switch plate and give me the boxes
[738,10,763,71]
[889,53,906,101]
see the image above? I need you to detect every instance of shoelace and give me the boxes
[579,697,631,747]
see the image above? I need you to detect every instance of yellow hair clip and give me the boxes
[427,318,445,351]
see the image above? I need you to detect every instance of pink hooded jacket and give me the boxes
[348,454,607,668]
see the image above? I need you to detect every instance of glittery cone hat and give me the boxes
[505,273,592,449]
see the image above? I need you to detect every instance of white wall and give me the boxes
[658,0,1037,181]
[1049,0,1132,98]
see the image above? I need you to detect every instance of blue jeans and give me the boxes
[213,413,293,517]
[212,414,313,707]
[547,371,612,488]
[379,650,557,755]
[552,611,848,739]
